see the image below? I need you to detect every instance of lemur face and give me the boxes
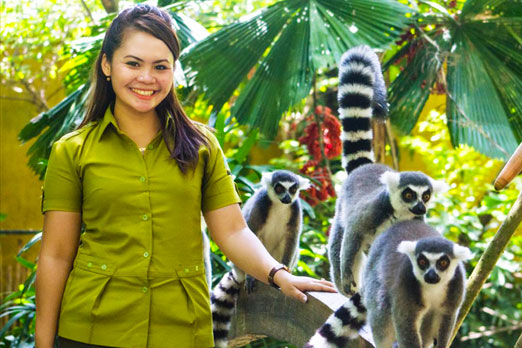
[415,252,450,284]
[398,237,472,285]
[400,185,431,216]
[262,170,311,205]
[273,181,300,204]
[380,171,449,219]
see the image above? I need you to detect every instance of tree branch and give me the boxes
[80,0,97,25]
[450,191,522,344]
[0,96,40,104]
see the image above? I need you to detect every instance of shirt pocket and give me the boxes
[176,263,213,347]
[59,253,116,339]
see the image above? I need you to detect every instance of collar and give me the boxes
[95,106,122,142]
[95,106,170,143]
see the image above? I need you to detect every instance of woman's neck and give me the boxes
[113,103,162,148]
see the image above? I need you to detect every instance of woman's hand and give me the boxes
[273,270,337,303]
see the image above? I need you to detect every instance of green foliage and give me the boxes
[0,234,41,348]
[0,0,103,111]
[181,0,413,135]
[385,0,522,159]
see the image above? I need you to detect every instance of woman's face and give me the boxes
[101,29,174,117]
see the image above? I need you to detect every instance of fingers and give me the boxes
[307,279,337,293]
[283,287,308,304]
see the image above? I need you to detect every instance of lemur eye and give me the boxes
[417,257,428,269]
[274,184,285,194]
[422,191,431,202]
[289,185,297,194]
[437,257,450,270]
[402,189,416,202]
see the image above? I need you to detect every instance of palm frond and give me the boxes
[388,34,444,133]
[182,0,413,135]
[386,0,522,159]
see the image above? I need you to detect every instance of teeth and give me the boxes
[132,88,154,96]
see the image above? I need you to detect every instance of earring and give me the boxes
[106,76,111,81]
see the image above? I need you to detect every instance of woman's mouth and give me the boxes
[131,88,156,97]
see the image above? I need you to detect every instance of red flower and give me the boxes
[298,106,341,206]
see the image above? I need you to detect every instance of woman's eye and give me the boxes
[155,65,168,70]
[126,61,139,67]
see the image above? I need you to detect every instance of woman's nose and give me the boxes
[137,71,155,83]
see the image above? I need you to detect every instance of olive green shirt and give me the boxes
[42,108,241,348]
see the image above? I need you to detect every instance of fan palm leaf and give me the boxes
[181,0,413,135]
[387,0,522,159]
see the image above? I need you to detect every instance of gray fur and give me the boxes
[233,169,310,289]
[329,164,445,296]
[363,220,470,348]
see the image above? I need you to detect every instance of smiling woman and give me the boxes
[100,30,174,135]
[34,4,336,348]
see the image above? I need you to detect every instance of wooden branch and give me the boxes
[385,121,399,171]
[372,120,386,164]
[101,0,118,13]
[228,281,374,348]
[450,191,522,344]
[515,330,522,348]
[494,143,522,190]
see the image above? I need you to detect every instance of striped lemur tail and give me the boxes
[211,271,241,348]
[303,293,367,348]
[338,45,388,174]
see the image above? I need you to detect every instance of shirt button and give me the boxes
[87,262,93,268]
[101,264,107,270]
[142,214,149,221]
[143,252,149,258]
[139,176,146,182]
[142,287,148,293]
[184,268,189,273]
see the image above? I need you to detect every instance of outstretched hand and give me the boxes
[273,271,337,303]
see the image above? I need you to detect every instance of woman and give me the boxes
[35,4,335,348]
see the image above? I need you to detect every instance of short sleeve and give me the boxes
[201,131,241,213]
[42,139,82,213]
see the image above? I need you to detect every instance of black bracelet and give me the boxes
[267,264,290,289]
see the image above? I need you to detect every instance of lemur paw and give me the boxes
[245,276,257,294]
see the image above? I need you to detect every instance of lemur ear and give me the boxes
[430,178,450,194]
[261,172,273,186]
[380,171,400,189]
[397,241,416,255]
[453,244,472,261]
[298,176,311,190]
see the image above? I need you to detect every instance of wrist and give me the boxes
[268,264,290,289]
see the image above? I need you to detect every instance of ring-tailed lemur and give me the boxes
[305,220,471,348]
[329,45,448,296]
[211,170,310,348]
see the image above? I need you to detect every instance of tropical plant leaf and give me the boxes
[447,29,520,159]
[386,0,522,159]
[181,0,413,135]
[388,34,445,132]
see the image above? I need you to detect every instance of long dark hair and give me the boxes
[81,4,207,173]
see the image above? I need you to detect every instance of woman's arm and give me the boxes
[204,204,335,303]
[35,211,81,348]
